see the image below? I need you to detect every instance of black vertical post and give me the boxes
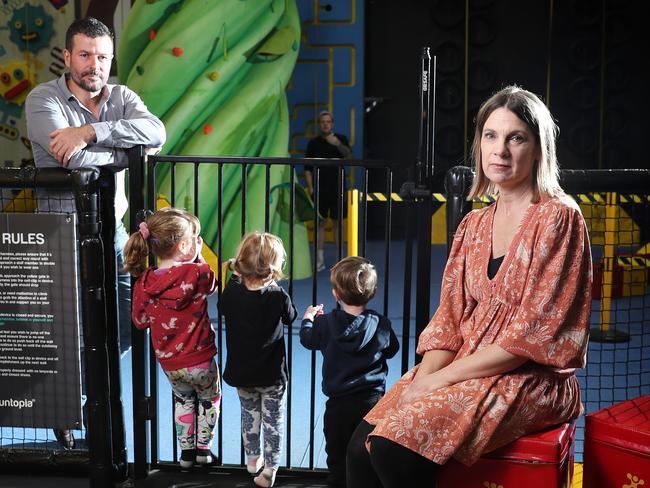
[147,163,159,466]
[414,48,436,348]
[128,146,149,480]
[401,202,415,374]
[445,166,474,254]
[98,170,127,481]
[265,164,271,231]
[383,168,392,318]
[286,164,295,465]
[361,168,369,257]
[73,168,114,488]
[216,162,224,463]
[308,167,320,469]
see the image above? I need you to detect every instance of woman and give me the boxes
[347,86,592,487]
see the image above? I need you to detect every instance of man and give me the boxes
[304,111,352,271]
[25,17,165,449]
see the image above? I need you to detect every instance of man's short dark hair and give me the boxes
[66,17,113,52]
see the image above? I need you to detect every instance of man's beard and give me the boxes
[73,70,106,92]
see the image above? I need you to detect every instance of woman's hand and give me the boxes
[398,370,452,407]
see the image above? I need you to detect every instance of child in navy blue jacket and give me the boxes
[300,256,399,488]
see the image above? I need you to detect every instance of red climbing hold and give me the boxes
[203,124,212,135]
[172,47,184,57]
[149,30,156,41]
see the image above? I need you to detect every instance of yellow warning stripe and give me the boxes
[577,193,606,203]
[575,193,649,204]
[619,194,649,203]
[364,192,402,202]
[617,256,650,268]
[358,192,649,204]
[473,195,497,203]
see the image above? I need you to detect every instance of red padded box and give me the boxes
[438,422,575,488]
[584,396,650,488]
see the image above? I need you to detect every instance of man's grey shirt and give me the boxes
[25,74,165,217]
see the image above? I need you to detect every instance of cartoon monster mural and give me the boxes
[7,4,54,53]
[0,59,35,141]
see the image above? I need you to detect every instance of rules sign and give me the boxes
[0,213,81,428]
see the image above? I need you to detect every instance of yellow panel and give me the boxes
[431,203,446,244]
[2,189,36,213]
[579,200,640,247]
[573,462,583,488]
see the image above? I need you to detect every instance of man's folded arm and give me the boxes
[91,88,166,149]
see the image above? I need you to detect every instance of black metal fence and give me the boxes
[445,165,650,462]
[0,166,127,487]
[127,151,425,477]
[3,160,647,483]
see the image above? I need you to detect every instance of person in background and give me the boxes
[304,111,352,271]
[25,16,165,449]
[300,256,399,488]
[219,232,297,488]
[346,86,593,487]
[125,207,220,469]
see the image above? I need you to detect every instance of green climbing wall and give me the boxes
[117,0,311,278]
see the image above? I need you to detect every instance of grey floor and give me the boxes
[0,475,89,488]
[0,471,330,488]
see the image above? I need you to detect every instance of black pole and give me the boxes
[400,204,414,375]
[98,170,128,481]
[444,166,474,254]
[72,168,114,488]
[414,48,436,351]
[128,146,150,480]
[416,47,435,184]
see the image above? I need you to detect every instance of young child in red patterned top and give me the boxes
[123,207,221,469]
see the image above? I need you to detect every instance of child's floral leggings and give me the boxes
[237,383,287,468]
[164,359,222,451]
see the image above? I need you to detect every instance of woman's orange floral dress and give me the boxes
[365,196,593,466]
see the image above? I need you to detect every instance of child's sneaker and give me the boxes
[247,455,264,474]
[196,447,217,465]
[180,448,195,469]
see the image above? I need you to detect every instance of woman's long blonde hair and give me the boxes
[468,85,563,202]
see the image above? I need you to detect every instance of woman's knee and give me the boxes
[346,421,383,488]
[346,425,369,463]
[369,435,438,485]
[367,434,398,467]
[347,420,378,473]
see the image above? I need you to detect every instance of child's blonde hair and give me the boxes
[231,232,286,283]
[330,256,377,306]
[123,207,200,277]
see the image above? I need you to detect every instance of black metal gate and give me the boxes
[127,150,442,477]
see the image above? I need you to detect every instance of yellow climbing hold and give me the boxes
[209,71,219,81]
